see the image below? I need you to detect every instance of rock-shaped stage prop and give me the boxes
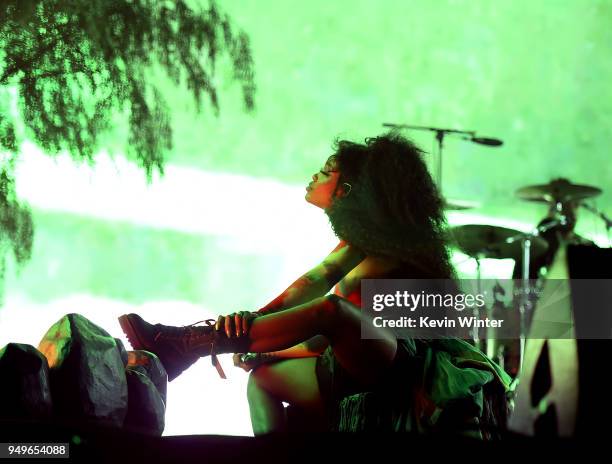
[127,350,168,405]
[9,313,172,436]
[0,343,53,421]
[124,350,168,436]
[37,313,128,428]
[115,337,129,367]
[124,368,166,435]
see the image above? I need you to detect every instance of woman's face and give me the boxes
[305,156,341,209]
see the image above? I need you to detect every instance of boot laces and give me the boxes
[152,319,226,379]
[151,318,228,379]
[153,319,217,342]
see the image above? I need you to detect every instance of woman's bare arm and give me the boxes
[221,240,363,352]
[231,242,363,368]
[249,243,365,361]
[256,240,364,316]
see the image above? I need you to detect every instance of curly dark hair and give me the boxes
[325,132,455,279]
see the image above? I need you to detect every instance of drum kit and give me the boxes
[384,122,611,378]
[448,179,607,376]
[448,179,605,273]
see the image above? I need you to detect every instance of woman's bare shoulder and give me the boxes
[334,255,402,304]
[322,241,366,269]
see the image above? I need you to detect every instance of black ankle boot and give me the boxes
[118,314,249,381]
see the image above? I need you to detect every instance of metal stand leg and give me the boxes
[473,255,482,348]
[519,237,532,375]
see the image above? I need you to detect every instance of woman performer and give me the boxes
[119,133,510,435]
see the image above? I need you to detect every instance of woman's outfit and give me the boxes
[315,264,513,437]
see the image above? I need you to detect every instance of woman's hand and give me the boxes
[233,352,278,372]
[215,311,260,338]
[233,353,262,372]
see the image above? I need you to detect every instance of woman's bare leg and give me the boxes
[245,295,397,389]
[246,373,286,434]
[118,295,395,384]
[247,357,326,434]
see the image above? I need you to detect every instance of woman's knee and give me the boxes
[246,358,323,408]
[247,368,272,404]
[316,294,358,333]
[247,361,291,398]
[319,294,395,345]
[247,370,258,395]
[247,365,268,393]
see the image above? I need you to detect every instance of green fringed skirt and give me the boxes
[315,338,512,434]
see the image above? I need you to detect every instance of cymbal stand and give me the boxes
[580,202,612,245]
[505,217,566,373]
[473,252,484,347]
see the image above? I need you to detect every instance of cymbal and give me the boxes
[516,178,601,204]
[443,199,480,211]
[449,224,548,260]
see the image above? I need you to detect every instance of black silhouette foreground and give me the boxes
[1,313,167,436]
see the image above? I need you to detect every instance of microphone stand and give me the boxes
[383,123,478,193]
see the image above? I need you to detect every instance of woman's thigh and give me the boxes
[324,296,398,388]
[250,357,324,409]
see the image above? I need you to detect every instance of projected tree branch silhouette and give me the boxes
[0,0,255,299]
